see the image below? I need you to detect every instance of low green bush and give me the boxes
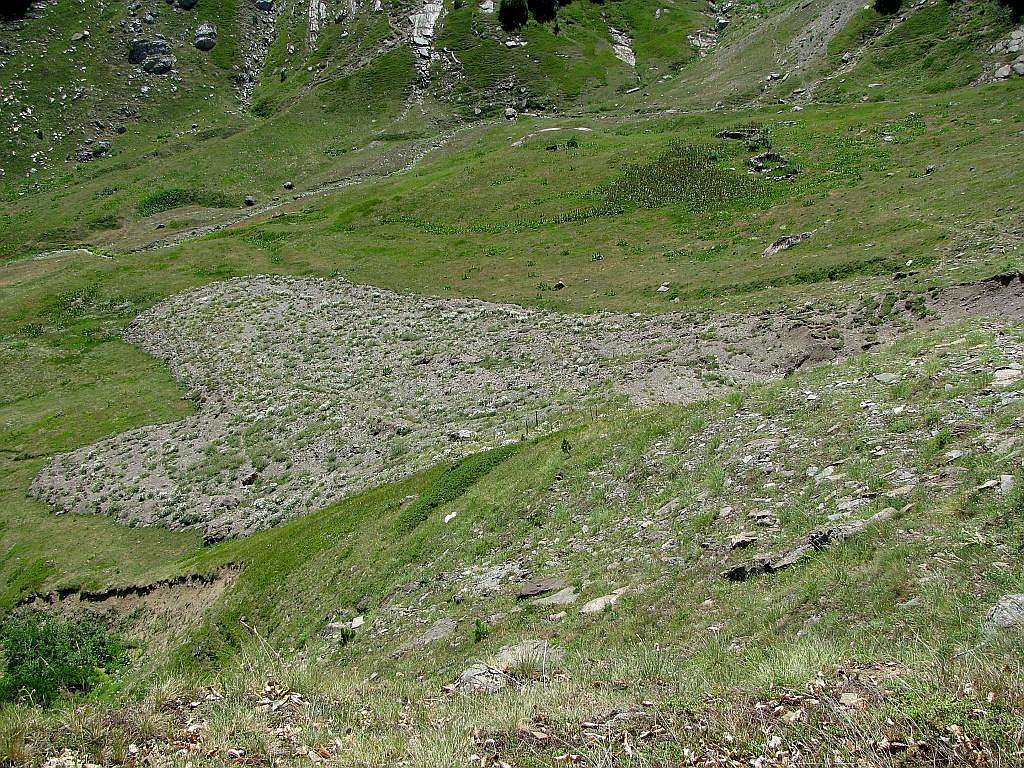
[499,0,529,30]
[0,613,123,706]
[999,0,1022,20]
[395,444,518,533]
[137,188,237,217]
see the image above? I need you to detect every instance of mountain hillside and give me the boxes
[2,0,1024,765]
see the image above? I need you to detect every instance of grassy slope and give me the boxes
[179,324,1024,659]
[4,323,1024,764]
[161,84,1023,313]
[1,81,1022,607]
[0,0,1024,762]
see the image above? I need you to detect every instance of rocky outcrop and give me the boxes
[609,27,635,67]
[984,594,1024,634]
[308,0,329,45]
[129,36,175,74]
[721,507,899,581]
[410,0,444,74]
[764,231,813,258]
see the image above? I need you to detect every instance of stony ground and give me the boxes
[27,272,1024,540]
[370,320,1024,657]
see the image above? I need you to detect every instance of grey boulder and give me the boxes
[984,594,1024,633]
[194,21,216,51]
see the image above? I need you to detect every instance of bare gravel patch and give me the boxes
[28,273,1024,539]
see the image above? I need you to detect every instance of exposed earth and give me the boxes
[28,272,1024,540]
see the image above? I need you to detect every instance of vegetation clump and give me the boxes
[873,0,902,14]
[137,188,237,217]
[395,444,518,532]
[499,0,529,30]
[602,142,770,212]
[0,0,32,20]
[527,0,558,23]
[0,613,123,706]
[998,0,1022,19]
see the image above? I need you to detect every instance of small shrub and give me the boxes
[499,0,529,30]
[998,0,1023,20]
[0,0,31,20]
[137,188,237,217]
[87,213,121,231]
[0,613,123,706]
[251,96,277,119]
[473,619,489,643]
[527,0,557,22]
[395,444,518,533]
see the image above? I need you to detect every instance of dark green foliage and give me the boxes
[499,0,529,30]
[528,0,557,23]
[137,188,237,217]
[87,214,120,231]
[0,0,32,20]
[395,444,518,533]
[0,613,122,706]
[473,619,489,643]
[873,0,902,13]
[999,0,1022,19]
[602,142,770,212]
[251,96,277,119]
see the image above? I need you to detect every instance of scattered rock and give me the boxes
[129,36,175,74]
[729,532,757,549]
[716,127,764,142]
[408,617,457,647]
[322,621,354,641]
[764,232,813,258]
[748,151,796,178]
[983,594,1024,633]
[723,507,899,581]
[493,639,564,672]
[580,587,627,614]
[455,663,507,693]
[993,367,1022,388]
[533,586,578,606]
[516,575,566,599]
[244,195,255,206]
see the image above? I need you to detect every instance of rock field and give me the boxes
[28,273,1024,540]
[362,316,1024,651]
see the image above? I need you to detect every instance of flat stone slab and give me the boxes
[516,575,566,599]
